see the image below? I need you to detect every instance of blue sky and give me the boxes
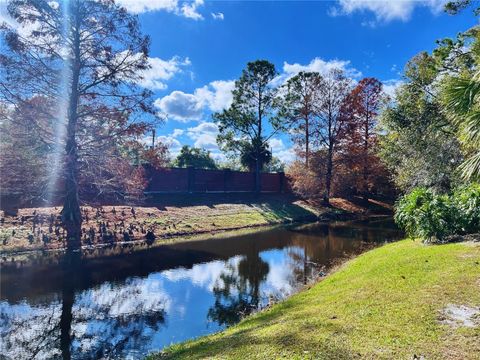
[119,1,477,162]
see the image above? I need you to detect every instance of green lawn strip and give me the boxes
[150,240,480,360]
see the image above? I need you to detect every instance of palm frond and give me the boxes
[459,151,480,181]
[444,70,480,180]
[462,110,480,144]
[444,71,480,115]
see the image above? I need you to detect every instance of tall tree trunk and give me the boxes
[61,3,82,252]
[324,110,333,205]
[256,90,262,196]
[363,141,368,202]
[255,150,261,195]
[63,133,81,251]
[325,144,333,205]
[305,115,309,169]
[363,116,369,203]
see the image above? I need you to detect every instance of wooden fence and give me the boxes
[144,166,287,194]
[0,166,290,211]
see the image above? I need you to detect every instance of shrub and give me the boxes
[395,188,455,241]
[286,161,324,199]
[395,184,480,242]
[452,183,480,234]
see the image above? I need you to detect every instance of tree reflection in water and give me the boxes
[0,299,62,359]
[60,254,77,360]
[71,279,167,358]
[0,253,168,359]
[208,248,270,326]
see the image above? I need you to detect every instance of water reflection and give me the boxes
[0,218,402,359]
[208,249,270,326]
[1,254,169,359]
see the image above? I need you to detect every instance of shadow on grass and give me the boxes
[159,305,356,360]
[146,193,298,210]
[157,292,358,359]
[253,202,318,224]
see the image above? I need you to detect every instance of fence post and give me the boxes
[187,166,195,193]
[223,168,230,193]
[278,172,285,193]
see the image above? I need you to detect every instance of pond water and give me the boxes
[0,218,402,359]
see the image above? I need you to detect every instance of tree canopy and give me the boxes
[174,146,218,169]
[379,26,479,191]
[278,71,322,168]
[214,60,282,191]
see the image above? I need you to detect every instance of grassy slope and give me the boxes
[152,240,480,360]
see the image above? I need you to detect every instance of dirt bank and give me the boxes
[0,195,392,255]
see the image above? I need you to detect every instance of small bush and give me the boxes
[394,183,480,242]
[286,161,324,199]
[395,188,454,241]
[452,183,480,234]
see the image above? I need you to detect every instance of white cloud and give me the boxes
[116,0,179,14]
[171,128,185,138]
[275,148,296,163]
[331,0,448,24]
[283,57,362,78]
[155,80,235,122]
[183,122,295,162]
[154,90,204,122]
[194,133,218,150]
[186,122,219,150]
[144,129,184,155]
[194,80,235,112]
[116,0,205,20]
[157,135,182,155]
[269,138,286,152]
[187,122,219,136]
[139,56,191,90]
[211,12,225,20]
[210,152,227,162]
[180,0,204,20]
[268,138,296,163]
[273,57,362,86]
[382,79,404,99]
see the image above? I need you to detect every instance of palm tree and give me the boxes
[444,70,480,181]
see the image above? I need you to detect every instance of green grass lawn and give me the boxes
[150,240,480,360]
